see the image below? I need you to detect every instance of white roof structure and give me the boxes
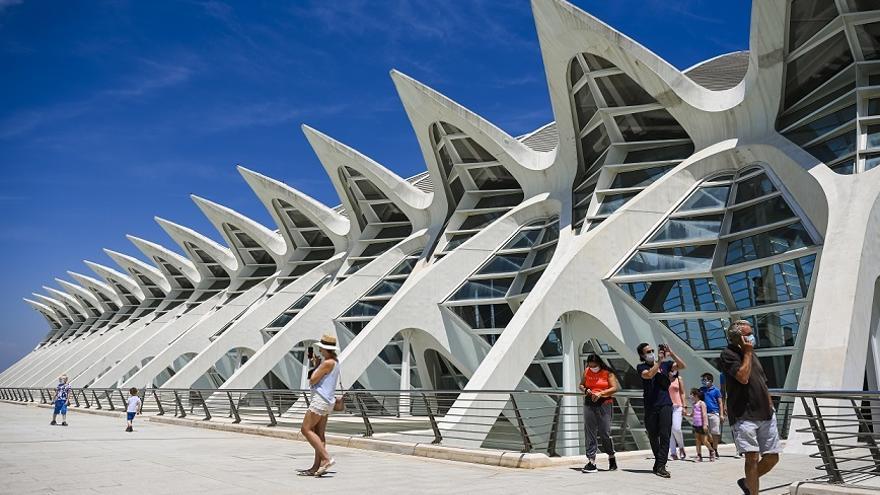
[4,0,880,457]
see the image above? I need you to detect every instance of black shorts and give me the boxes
[693,425,707,435]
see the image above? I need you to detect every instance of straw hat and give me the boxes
[314,334,338,351]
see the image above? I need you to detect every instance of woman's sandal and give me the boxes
[314,458,336,477]
[296,469,316,476]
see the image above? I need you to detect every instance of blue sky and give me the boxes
[0,0,751,371]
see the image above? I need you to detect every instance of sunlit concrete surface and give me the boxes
[0,403,825,495]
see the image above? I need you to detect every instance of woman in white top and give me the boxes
[299,334,340,477]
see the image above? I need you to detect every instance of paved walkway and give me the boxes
[0,402,823,494]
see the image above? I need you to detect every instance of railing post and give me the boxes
[618,398,632,446]
[138,389,146,414]
[26,389,35,402]
[509,393,533,454]
[227,392,241,424]
[197,391,211,420]
[801,396,843,483]
[261,391,277,427]
[104,390,115,411]
[70,389,80,408]
[92,390,102,410]
[38,389,47,404]
[850,398,880,473]
[302,391,311,406]
[353,392,374,438]
[547,395,563,457]
[119,390,127,409]
[81,389,90,408]
[152,390,165,416]
[173,391,186,418]
[421,392,442,445]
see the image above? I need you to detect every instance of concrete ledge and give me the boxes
[789,482,880,494]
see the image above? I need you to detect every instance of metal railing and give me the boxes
[15,385,880,487]
[780,389,880,485]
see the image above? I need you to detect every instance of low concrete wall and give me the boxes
[789,482,880,494]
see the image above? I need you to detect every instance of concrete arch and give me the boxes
[237,166,350,258]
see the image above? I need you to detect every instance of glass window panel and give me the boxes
[548,362,564,388]
[474,192,524,209]
[504,229,542,249]
[784,32,853,108]
[620,277,727,313]
[450,137,495,164]
[569,58,585,86]
[725,222,814,265]
[525,363,552,388]
[377,225,412,239]
[532,244,557,266]
[343,301,387,318]
[805,128,857,163]
[729,196,796,233]
[365,280,403,297]
[360,240,399,257]
[595,73,655,107]
[460,210,506,230]
[649,215,723,243]
[618,244,716,276]
[596,192,637,216]
[830,158,855,174]
[614,109,689,142]
[734,173,777,203]
[609,165,674,189]
[678,186,730,212]
[541,221,560,244]
[868,124,880,149]
[580,125,610,169]
[538,328,563,358]
[444,233,474,251]
[623,143,694,163]
[573,85,598,128]
[449,303,514,329]
[847,0,880,11]
[584,53,614,70]
[371,203,409,223]
[738,308,802,348]
[389,256,419,276]
[785,104,856,145]
[724,254,816,309]
[450,278,513,301]
[866,154,880,171]
[477,253,528,274]
[519,270,547,295]
[869,98,880,116]
[778,80,855,129]
[788,0,839,51]
[856,22,880,60]
[757,354,792,389]
[355,179,386,200]
[470,165,520,190]
[662,318,729,350]
[378,343,403,366]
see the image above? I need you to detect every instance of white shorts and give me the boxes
[308,393,332,416]
[707,413,722,435]
[733,415,781,455]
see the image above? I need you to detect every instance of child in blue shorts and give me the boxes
[50,375,71,426]
[126,387,141,432]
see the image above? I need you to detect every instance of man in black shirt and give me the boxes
[719,320,780,495]
[636,342,686,478]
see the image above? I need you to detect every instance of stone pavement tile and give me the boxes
[0,402,824,495]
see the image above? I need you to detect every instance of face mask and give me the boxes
[701,379,709,387]
[589,366,601,373]
[671,372,679,378]
[744,334,756,346]
[644,352,655,364]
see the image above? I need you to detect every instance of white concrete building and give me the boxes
[3,0,880,450]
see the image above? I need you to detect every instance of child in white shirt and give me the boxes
[126,388,141,432]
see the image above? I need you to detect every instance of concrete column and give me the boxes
[559,314,583,456]
[399,331,412,417]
